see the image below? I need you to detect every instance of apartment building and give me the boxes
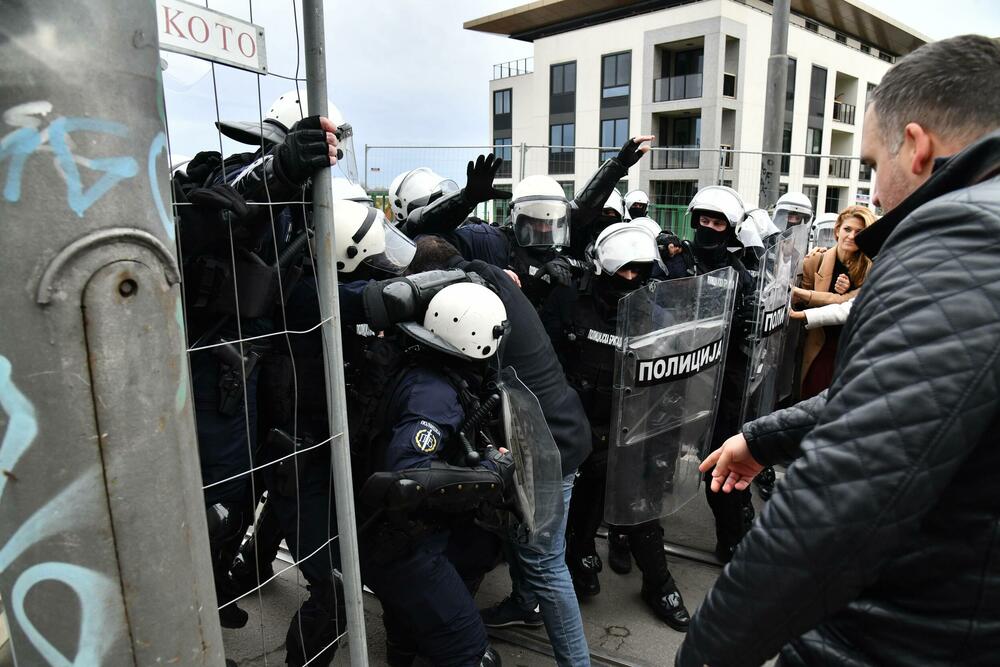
[466,0,929,215]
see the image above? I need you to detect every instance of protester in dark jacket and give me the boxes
[678,35,1000,666]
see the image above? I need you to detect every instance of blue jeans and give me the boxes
[508,473,590,667]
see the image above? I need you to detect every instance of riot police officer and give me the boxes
[352,282,515,666]
[624,189,650,220]
[684,186,758,562]
[542,223,691,631]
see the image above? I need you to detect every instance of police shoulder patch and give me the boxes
[413,420,442,454]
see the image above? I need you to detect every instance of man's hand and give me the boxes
[699,433,764,493]
[615,135,655,169]
[464,153,512,204]
[807,246,828,258]
[834,274,851,295]
[186,183,250,222]
[503,269,522,288]
[275,115,340,184]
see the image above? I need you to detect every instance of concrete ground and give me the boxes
[222,484,773,666]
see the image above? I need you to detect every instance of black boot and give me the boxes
[640,576,690,632]
[480,646,502,666]
[230,498,282,596]
[285,578,346,667]
[607,527,632,575]
[704,468,753,562]
[566,540,602,597]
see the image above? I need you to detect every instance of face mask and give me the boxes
[694,225,729,249]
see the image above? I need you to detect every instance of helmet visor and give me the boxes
[511,199,571,247]
[364,216,415,275]
[773,209,813,232]
[334,124,360,184]
[628,203,648,219]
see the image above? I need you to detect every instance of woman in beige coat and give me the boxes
[793,206,876,397]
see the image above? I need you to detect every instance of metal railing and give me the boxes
[828,157,853,179]
[653,72,703,102]
[492,57,534,80]
[650,146,701,169]
[833,100,856,124]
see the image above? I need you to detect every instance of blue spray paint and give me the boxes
[0,355,38,502]
[148,131,174,241]
[47,118,138,217]
[0,127,44,202]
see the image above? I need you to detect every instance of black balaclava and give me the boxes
[693,223,731,269]
[594,263,652,315]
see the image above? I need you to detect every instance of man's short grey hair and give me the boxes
[869,35,1000,153]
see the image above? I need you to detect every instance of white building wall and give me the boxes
[487,0,900,211]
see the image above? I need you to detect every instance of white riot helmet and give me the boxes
[389,167,459,224]
[738,208,780,249]
[332,199,415,275]
[687,185,746,230]
[810,212,838,250]
[630,216,662,238]
[624,189,650,220]
[216,89,359,182]
[593,222,659,275]
[398,283,508,360]
[773,191,814,231]
[331,177,373,205]
[510,175,571,248]
[603,189,625,221]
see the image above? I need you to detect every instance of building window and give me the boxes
[602,52,631,99]
[856,187,871,206]
[493,137,512,178]
[781,57,796,175]
[492,184,512,223]
[600,118,629,161]
[802,184,819,212]
[835,33,847,43]
[493,89,511,115]
[558,181,575,200]
[860,44,871,54]
[805,127,822,177]
[549,123,575,174]
[825,186,843,213]
[878,51,893,63]
[804,20,819,33]
[649,180,698,237]
[551,62,576,94]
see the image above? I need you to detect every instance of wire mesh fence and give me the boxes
[160,1,365,664]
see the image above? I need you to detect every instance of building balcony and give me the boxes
[651,146,701,170]
[492,57,533,81]
[828,157,852,179]
[832,101,856,124]
[723,73,737,98]
[653,73,703,102]
[858,163,872,181]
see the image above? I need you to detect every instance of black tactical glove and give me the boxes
[463,153,512,204]
[483,446,516,493]
[737,293,760,337]
[657,232,681,250]
[186,183,251,222]
[275,115,335,185]
[616,136,651,169]
[362,269,479,331]
[536,256,575,287]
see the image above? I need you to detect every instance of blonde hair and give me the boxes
[835,205,876,287]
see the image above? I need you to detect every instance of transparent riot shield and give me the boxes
[498,366,564,543]
[775,224,812,405]
[604,268,738,526]
[739,228,799,425]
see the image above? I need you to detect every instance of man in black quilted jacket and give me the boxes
[677,34,1000,666]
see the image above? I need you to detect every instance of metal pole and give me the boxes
[0,2,222,665]
[519,141,528,184]
[760,0,790,209]
[300,1,370,664]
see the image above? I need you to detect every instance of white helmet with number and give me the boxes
[624,189,650,220]
[687,185,746,230]
[593,222,658,275]
[603,189,625,221]
[332,199,415,275]
[510,175,571,247]
[398,283,508,360]
[331,177,373,205]
[389,167,459,224]
[773,191,814,231]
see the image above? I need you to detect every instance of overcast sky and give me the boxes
[162,0,999,186]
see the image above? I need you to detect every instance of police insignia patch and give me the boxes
[413,425,439,453]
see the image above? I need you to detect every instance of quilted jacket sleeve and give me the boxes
[677,184,1000,666]
[741,391,828,467]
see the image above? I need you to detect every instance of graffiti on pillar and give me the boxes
[0,356,124,665]
[0,102,175,242]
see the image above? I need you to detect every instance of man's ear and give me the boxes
[904,122,935,177]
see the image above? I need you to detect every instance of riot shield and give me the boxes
[739,228,799,425]
[604,268,738,526]
[497,366,564,543]
[774,224,812,405]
